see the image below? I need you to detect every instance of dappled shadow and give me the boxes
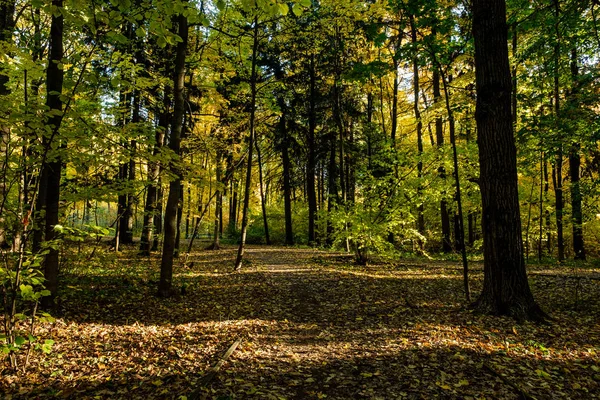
[3,246,599,399]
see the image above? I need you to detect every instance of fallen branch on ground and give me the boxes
[189,338,243,399]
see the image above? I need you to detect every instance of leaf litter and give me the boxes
[1,245,599,399]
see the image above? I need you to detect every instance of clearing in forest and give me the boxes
[2,245,599,399]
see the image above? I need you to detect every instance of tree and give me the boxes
[472,0,545,321]
[159,3,189,297]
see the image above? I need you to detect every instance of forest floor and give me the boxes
[2,244,600,399]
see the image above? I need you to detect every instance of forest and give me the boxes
[1,0,599,398]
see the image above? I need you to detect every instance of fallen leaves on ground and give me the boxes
[1,244,599,399]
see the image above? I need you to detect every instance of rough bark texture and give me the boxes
[159,10,187,297]
[40,0,65,309]
[472,0,545,321]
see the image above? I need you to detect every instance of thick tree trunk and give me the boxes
[472,0,545,321]
[40,0,65,309]
[159,9,187,297]
[234,18,259,271]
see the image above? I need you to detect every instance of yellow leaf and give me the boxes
[360,372,373,378]
[152,379,163,386]
[455,379,469,387]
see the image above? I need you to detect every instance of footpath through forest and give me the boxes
[2,245,599,399]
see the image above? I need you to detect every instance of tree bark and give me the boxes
[159,8,187,297]
[255,138,270,245]
[234,17,259,271]
[410,15,425,249]
[553,0,565,262]
[472,0,545,321]
[0,0,15,248]
[279,100,294,245]
[140,86,168,255]
[40,0,65,309]
[568,48,585,260]
[307,54,318,244]
[433,67,451,253]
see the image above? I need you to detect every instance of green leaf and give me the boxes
[41,339,55,354]
[300,0,311,7]
[278,3,289,16]
[15,336,26,346]
[216,0,225,11]
[292,3,302,17]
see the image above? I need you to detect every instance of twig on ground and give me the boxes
[189,338,243,399]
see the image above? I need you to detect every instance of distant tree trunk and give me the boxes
[326,129,338,246]
[158,9,187,297]
[234,18,259,271]
[410,16,425,249]
[472,0,545,321]
[0,0,15,248]
[207,152,222,250]
[553,0,565,262]
[390,57,399,144]
[255,138,270,245]
[279,101,294,245]
[307,54,318,244]
[538,152,545,261]
[152,180,163,251]
[174,182,184,257]
[40,0,65,309]
[568,48,585,260]
[140,87,168,255]
[229,178,238,233]
[439,71,469,302]
[433,67,451,253]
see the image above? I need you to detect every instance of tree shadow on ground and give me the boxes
[4,246,599,399]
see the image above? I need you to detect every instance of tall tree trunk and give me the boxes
[0,0,15,248]
[568,48,585,260]
[553,0,565,262]
[410,16,425,249]
[439,71,469,301]
[140,87,168,255]
[234,18,259,271]
[433,68,451,253]
[40,0,65,309]
[255,138,270,245]
[207,152,222,250]
[279,101,294,245]
[158,9,187,297]
[472,0,545,321]
[307,54,318,244]
[390,57,399,144]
